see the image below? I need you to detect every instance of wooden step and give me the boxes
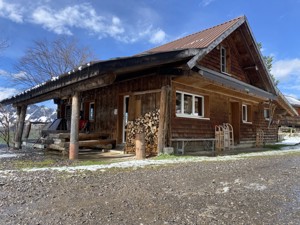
[49,132,109,140]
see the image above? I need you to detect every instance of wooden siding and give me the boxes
[171,82,279,145]
[80,74,170,143]
[199,37,250,84]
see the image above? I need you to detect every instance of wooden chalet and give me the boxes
[1,15,297,158]
[280,96,300,128]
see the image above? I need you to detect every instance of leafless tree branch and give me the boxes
[14,37,95,88]
[0,104,11,148]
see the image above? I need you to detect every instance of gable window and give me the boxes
[220,46,227,73]
[264,108,270,120]
[242,104,252,123]
[176,91,205,118]
[89,102,95,121]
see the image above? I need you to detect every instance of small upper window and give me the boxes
[220,46,227,73]
[264,108,270,120]
[89,102,95,121]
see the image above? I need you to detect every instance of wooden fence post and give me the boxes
[69,92,79,160]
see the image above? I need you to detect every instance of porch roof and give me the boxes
[0,49,200,106]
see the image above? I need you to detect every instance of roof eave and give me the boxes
[187,16,246,68]
[196,66,277,100]
[0,49,200,106]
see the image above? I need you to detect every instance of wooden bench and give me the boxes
[171,138,216,155]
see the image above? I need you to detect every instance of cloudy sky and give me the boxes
[1,0,300,105]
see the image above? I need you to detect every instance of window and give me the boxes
[242,104,252,123]
[220,46,227,73]
[176,91,204,118]
[89,102,95,120]
[264,108,270,120]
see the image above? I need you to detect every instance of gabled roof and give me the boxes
[144,16,297,116]
[1,16,297,116]
[145,16,243,53]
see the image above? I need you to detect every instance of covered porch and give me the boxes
[1,50,196,159]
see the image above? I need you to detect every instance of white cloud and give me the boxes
[31,3,125,37]
[0,69,26,79]
[0,0,23,23]
[150,29,166,44]
[201,0,216,7]
[271,58,300,80]
[0,87,18,100]
[0,1,167,45]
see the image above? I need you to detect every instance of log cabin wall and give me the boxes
[171,81,223,139]
[199,38,250,84]
[253,103,279,143]
[81,74,171,143]
[171,81,279,147]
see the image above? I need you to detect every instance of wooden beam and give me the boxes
[157,86,170,154]
[12,72,116,107]
[14,105,27,149]
[3,49,199,107]
[69,92,80,160]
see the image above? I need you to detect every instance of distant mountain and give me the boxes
[1,104,57,125]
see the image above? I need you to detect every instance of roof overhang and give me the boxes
[277,92,298,116]
[195,66,277,100]
[186,16,277,96]
[187,16,246,69]
[0,49,200,106]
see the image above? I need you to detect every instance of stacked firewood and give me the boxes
[125,109,160,155]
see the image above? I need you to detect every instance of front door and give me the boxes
[122,96,129,143]
[230,102,240,144]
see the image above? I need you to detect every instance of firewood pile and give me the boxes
[125,109,159,155]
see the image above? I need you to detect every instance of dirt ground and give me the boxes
[0,149,300,225]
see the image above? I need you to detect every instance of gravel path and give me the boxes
[0,149,300,224]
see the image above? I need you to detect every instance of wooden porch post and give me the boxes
[69,92,80,160]
[157,86,170,154]
[14,105,27,149]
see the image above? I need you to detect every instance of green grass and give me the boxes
[12,158,122,169]
[154,153,194,160]
[14,159,57,169]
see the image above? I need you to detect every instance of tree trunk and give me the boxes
[135,132,146,160]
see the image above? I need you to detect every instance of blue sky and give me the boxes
[1,0,300,107]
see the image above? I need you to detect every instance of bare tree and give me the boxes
[0,104,11,148]
[14,37,95,88]
[0,39,8,51]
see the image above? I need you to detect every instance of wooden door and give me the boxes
[230,102,240,144]
[122,96,129,143]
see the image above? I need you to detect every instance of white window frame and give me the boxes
[176,91,207,119]
[89,102,95,121]
[264,108,270,121]
[242,104,252,124]
[220,46,227,73]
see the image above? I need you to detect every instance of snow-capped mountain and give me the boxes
[1,104,57,125]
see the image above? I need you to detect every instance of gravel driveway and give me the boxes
[0,149,300,224]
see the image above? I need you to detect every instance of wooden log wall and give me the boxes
[199,39,249,83]
[171,82,215,139]
[81,74,170,142]
[171,82,279,146]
